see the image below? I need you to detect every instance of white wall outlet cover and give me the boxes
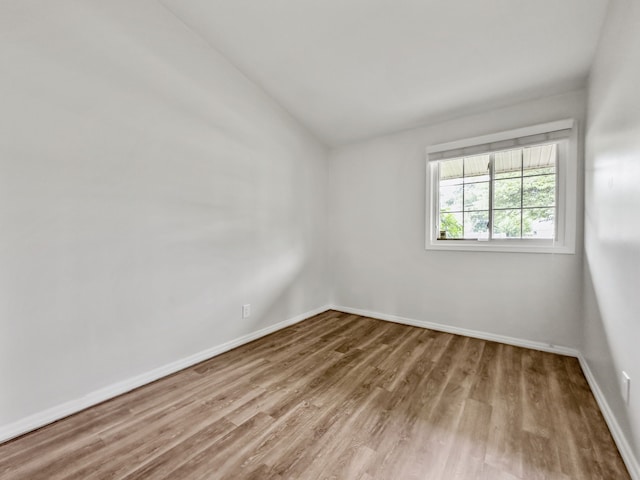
[242,304,251,318]
[622,371,631,404]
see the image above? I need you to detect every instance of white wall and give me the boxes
[328,90,586,348]
[583,0,640,466]
[0,0,328,430]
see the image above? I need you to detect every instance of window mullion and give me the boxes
[488,153,494,241]
[520,149,524,238]
[435,162,439,240]
[462,158,465,239]
[554,145,560,242]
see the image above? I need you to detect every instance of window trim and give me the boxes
[425,120,577,254]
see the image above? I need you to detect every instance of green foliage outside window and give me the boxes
[440,213,463,238]
[439,173,555,239]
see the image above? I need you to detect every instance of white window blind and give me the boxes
[427,119,574,162]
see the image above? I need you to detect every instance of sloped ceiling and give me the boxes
[162,0,610,146]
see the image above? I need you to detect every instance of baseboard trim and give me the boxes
[4,303,637,479]
[0,304,331,445]
[330,304,580,357]
[577,354,640,480]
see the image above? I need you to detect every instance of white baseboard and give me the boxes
[577,354,640,480]
[4,304,637,480]
[0,304,331,445]
[330,304,580,357]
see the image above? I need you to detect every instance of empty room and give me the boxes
[1,0,639,479]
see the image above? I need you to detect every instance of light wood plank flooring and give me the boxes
[0,311,630,479]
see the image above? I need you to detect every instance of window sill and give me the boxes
[425,240,575,254]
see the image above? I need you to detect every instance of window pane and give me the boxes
[523,166,555,176]
[464,182,489,211]
[495,148,522,179]
[463,154,490,183]
[494,178,522,209]
[523,144,556,176]
[431,139,564,249]
[439,184,463,212]
[493,209,522,238]
[464,211,489,239]
[439,158,463,184]
[439,212,463,239]
[523,174,555,208]
[523,208,555,238]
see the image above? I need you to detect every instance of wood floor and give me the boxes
[0,311,630,480]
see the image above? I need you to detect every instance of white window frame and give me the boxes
[425,119,577,254]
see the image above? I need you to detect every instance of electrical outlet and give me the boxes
[242,304,251,319]
[622,371,631,404]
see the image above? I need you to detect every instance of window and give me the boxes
[438,144,557,240]
[426,120,577,253]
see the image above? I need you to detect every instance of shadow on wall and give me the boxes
[245,245,309,329]
[582,255,639,460]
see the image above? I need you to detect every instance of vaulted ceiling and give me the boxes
[162,0,610,146]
